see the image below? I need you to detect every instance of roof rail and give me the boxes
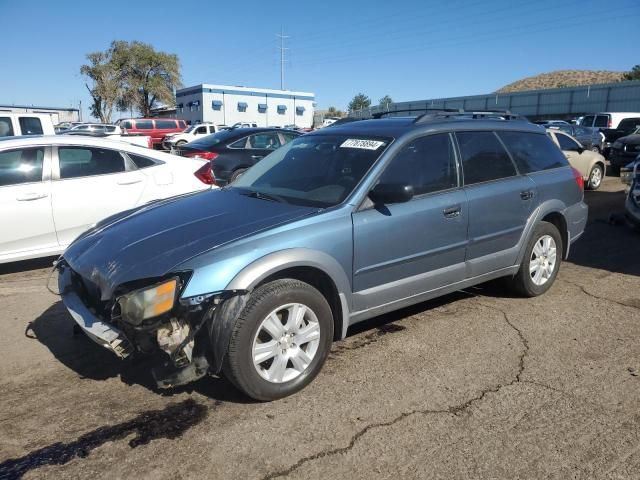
[371,108,460,119]
[414,109,525,124]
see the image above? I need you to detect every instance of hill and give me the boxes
[496,70,626,93]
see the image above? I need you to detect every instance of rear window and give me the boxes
[594,115,609,128]
[155,120,177,129]
[456,131,517,185]
[498,131,568,173]
[135,121,154,130]
[0,117,14,137]
[19,117,43,135]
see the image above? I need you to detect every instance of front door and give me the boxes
[51,145,146,246]
[352,133,468,312]
[0,146,57,260]
[455,131,536,276]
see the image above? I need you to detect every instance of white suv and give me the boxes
[162,123,221,149]
[0,113,55,137]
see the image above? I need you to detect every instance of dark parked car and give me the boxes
[547,124,604,152]
[609,128,640,171]
[601,117,640,158]
[177,128,301,185]
[57,110,587,401]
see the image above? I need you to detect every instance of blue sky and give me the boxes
[1,0,638,120]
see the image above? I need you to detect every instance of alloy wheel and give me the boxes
[252,303,321,383]
[529,235,557,286]
[590,167,602,188]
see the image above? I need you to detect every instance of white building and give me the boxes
[175,84,315,128]
[0,104,80,124]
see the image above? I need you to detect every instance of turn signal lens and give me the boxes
[571,167,584,192]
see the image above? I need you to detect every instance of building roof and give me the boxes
[0,104,79,112]
[177,84,314,99]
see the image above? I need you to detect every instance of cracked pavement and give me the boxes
[1,176,639,479]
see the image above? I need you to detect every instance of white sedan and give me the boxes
[0,135,215,263]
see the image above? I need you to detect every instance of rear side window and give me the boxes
[58,147,125,179]
[249,133,281,149]
[555,132,582,151]
[498,132,567,173]
[19,117,43,135]
[135,121,154,130]
[379,133,457,195]
[594,115,609,128]
[281,132,298,143]
[128,153,159,169]
[456,131,516,185]
[155,120,177,129]
[0,117,14,137]
[0,147,45,186]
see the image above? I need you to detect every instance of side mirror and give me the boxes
[576,146,584,154]
[369,183,414,205]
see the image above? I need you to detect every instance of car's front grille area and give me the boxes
[69,269,112,319]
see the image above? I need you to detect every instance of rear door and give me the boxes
[455,131,536,277]
[552,131,591,178]
[594,115,610,130]
[51,145,147,246]
[0,146,57,259]
[352,133,468,310]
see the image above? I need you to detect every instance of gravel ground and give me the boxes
[0,176,638,480]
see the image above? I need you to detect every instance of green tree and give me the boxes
[379,95,393,107]
[80,41,182,120]
[80,44,126,123]
[118,41,182,116]
[326,106,345,118]
[348,93,371,112]
[623,65,640,81]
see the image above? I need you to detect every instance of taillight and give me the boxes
[572,167,584,192]
[184,150,218,161]
[194,162,215,185]
[608,119,612,128]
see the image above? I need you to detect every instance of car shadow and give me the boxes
[569,189,640,277]
[0,255,59,275]
[28,301,253,404]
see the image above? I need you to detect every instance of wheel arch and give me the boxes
[539,211,568,260]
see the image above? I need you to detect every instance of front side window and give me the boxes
[499,131,567,173]
[581,115,595,127]
[0,147,45,186]
[378,133,457,195]
[233,134,391,207]
[0,117,14,137]
[456,131,516,185]
[19,117,43,135]
[555,133,582,151]
[58,147,125,179]
[195,126,207,134]
[594,115,609,128]
[249,133,281,150]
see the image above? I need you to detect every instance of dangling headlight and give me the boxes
[118,278,178,325]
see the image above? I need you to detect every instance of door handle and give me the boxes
[117,179,143,185]
[251,155,264,160]
[16,193,48,201]
[443,205,461,218]
[520,190,534,200]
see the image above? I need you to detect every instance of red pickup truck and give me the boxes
[118,118,187,148]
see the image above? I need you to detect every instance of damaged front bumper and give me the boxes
[57,262,248,388]
[58,266,134,359]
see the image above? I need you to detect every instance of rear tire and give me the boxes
[587,164,603,190]
[223,279,333,401]
[229,168,247,183]
[510,221,563,297]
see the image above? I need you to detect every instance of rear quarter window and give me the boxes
[498,131,568,173]
[128,153,160,169]
[19,117,43,135]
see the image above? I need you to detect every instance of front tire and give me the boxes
[587,164,603,190]
[510,221,563,297]
[223,279,333,401]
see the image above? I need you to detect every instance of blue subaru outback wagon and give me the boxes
[57,110,588,400]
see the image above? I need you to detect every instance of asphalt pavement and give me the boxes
[0,176,639,480]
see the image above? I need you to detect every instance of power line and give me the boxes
[276,28,289,90]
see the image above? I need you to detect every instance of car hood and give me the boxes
[617,134,640,146]
[62,189,318,299]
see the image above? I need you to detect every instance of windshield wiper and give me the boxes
[240,190,286,203]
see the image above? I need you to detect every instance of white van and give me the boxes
[0,113,55,137]
[580,112,640,129]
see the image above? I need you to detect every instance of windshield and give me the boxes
[184,126,196,133]
[232,134,391,208]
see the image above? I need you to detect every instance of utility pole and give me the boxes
[276,28,289,90]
